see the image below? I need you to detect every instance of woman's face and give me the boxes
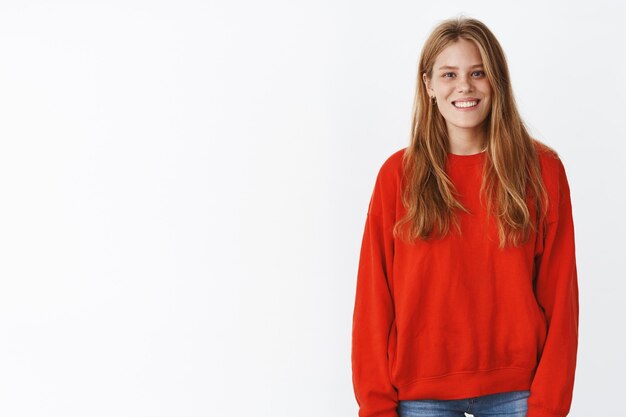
[423,38,492,140]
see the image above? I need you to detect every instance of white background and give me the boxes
[0,1,622,416]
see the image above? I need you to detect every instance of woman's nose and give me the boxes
[456,77,474,92]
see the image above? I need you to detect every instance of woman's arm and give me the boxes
[527,157,580,417]
[351,164,399,417]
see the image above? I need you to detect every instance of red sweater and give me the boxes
[351,144,579,417]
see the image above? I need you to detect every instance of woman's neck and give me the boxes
[447,130,488,155]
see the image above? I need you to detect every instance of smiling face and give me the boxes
[423,38,492,145]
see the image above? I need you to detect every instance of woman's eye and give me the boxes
[443,71,485,78]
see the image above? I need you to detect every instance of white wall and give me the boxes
[0,1,621,416]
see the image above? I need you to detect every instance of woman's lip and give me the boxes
[452,99,480,111]
[452,98,480,104]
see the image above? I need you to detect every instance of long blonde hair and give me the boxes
[394,16,553,249]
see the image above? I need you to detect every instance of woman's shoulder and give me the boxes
[365,147,408,217]
[378,147,408,175]
[531,138,570,222]
[532,138,565,178]
[368,147,407,201]
[532,138,560,162]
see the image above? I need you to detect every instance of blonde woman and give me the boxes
[351,16,579,417]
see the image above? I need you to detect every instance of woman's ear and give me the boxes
[422,73,431,94]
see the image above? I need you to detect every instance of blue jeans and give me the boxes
[397,390,530,417]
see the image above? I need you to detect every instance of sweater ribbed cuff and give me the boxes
[526,404,568,417]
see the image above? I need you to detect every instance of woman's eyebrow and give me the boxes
[438,64,484,70]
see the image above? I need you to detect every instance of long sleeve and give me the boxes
[351,167,399,417]
[527,157,580,417]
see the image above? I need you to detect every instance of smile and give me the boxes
[453,100,479,108]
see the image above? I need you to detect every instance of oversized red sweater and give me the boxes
[351,144,579,417]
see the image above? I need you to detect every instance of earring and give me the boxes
[430,96,437,104]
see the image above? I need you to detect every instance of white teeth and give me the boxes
[454,100,478,108]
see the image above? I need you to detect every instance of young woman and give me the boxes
[351,16,579,417]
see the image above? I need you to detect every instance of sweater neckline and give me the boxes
[446,149,486,166]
